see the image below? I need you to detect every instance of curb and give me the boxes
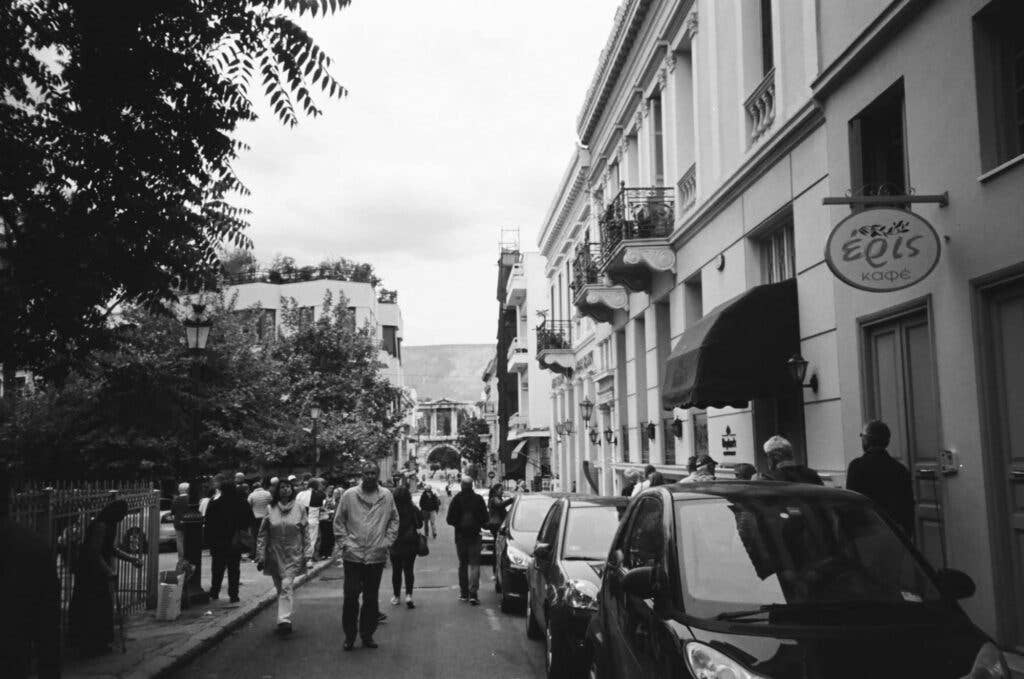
[129,558,338,679]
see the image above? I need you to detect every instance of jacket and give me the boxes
[846,450,915,538]
[389,503,424,558]
[446,489,488,540]
[256,502,311,579]
[204,488,253,548]
[764,463,824,486]
[171,494,190,531]
[333,485,399,564]
[418,492,440,513]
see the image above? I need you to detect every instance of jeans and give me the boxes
[455,534,482,598]
[342,560,385,642]
[210,546,240,599]
[271,575,294,624]
[422,511,437,537]
[390,553,417,597]
[306,519,320,561]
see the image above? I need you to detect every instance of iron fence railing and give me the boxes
[8,481,161,643]
[599,186,675,259]
[535,320,572,352]
[571,242,604,297]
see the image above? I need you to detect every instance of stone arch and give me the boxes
[426,445,461,470]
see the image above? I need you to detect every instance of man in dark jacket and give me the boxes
[204,474,253,602]
[418,488,440,539]
[846,420,915,538]
[445,476,488,605]
[762,436,823,485]
[0,467,61,679]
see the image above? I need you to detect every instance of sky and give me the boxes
[233,0,623,346]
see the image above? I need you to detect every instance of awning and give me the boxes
[661,279,799,411]
[506,442,529,480]
[581,461,600,494]
[510,440,527,456]
[508,428,551,440]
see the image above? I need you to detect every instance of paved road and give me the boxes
[170,522,546,679]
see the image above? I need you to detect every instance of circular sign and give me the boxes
[488,471,495,479]
[824,208,941,292]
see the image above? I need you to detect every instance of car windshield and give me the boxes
[675,496,941,620]
[562,506,620,561]
[512,497,557,532]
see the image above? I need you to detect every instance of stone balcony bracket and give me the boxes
[573,283,629,324]
[536,348,574,379]
[744,68,776,145]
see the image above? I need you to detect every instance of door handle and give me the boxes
[1010,470,1024,482]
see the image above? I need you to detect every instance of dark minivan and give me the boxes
[586,482,1009,679]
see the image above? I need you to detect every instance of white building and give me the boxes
[535,0,1024,652]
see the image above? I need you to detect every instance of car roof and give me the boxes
[565,495,628,508]
[515,491,572,502]
[655,480,868,503]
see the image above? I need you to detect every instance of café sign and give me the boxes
[824,208,941,292]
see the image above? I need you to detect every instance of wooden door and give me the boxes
[980,275,1024,650]
[863,309,944,567]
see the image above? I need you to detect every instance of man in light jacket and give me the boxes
[333,461,398,650]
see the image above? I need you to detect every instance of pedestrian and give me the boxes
[389,486,423,609]
[648,471,667,487]
[733,463,757,481]
[630,464,658,497]
[204,473,254,603]
[256,477,311,635]
[68,499,142,657]
[761,436,824,485]
[486,483,513,536]
[445,483,452,499]
[234,471,246,488]
[846,420,915,538]
[198,478,214,517]
[247,481,272,560]
[333,461,398,650]
[172,481,190,562]
[621,470,641,497]
[680,455,717,483]
[308,479,326,564]
[319,487,342,559]
[0,467,61,678]
[446,475,488,605]
[418,487,440,539]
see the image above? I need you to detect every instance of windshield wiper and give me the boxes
[715,600,928,622]
[563,555,603,561]
[715,605,777,621]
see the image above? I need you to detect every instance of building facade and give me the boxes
[535,0,1024,649]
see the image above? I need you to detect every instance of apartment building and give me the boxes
[535,0,1024,648]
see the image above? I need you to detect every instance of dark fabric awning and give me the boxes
[581,461,600,494]
[661,279,799,411]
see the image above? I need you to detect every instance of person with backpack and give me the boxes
[418,487,440,539]
[389,486,424,609]
[445,476,488,605]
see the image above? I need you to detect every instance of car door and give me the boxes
[619,497,666,676]
[496,503,513,583]
[531,500,563,629]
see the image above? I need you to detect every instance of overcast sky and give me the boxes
[234,0,622,346]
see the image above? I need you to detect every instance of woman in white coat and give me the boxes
[256,477,311,635]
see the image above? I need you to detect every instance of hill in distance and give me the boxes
[402,344,495,403]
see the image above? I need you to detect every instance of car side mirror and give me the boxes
[621,566,655,598]
[935,568,975,600]
[534,542,551,560]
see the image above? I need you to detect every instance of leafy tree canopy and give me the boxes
[456,416,491,468]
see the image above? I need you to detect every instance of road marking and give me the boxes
[484,607,502,632]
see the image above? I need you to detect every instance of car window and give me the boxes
[624,498,663,568]
[562,505,621,561]
[512,496,557,533]
[675,496,942,619]
[538,502,562,547]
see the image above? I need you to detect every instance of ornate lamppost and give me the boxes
[310,404,322,475]
[181,302,212,607]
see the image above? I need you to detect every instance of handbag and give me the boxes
[416,532,429,557]
[232,527,255,553]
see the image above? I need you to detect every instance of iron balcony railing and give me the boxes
[598,186,675,259]
[570,242,604,297]
[536,319,572,352]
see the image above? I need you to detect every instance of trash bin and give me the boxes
[155,570,185,621]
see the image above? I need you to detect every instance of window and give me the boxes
[436,410,452,437]
[760,220,796,283]
[624,499,664,569]
[640,426,651,464]
[692,410,708,458]
[235,308,276,340]
[382,325,399,358]
[297,306,314,331]
[345,306,357,331]
[563,506,621,561]
[850,81,907,199]
[974,0,1024,170]
[416,412,430,435]
[513,497,558,533]
[760,0,774,75]
[684,273,703,327]
[621,424,631,463]
[651,94,665,186]
[662,418,677,466]
[538,502,562,548]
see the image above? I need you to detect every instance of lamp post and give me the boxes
[310,404,322,475]
[579,397,594,426]
[181,302,212,607]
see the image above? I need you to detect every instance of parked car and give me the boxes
[159,510,176,551]
[585,482,1008,679]
[475,487,496,563]
[525,495,628,679]
[495,492,569,613]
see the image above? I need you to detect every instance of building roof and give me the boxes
[402,344,496,402]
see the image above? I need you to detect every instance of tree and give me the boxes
[456,416,490,469]
[0,0,350,392]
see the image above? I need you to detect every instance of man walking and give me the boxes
[247,481,272,559]
[846,420,915,538]
[418,487,440,539]
[761,436,823,485]
[446,476,488,605]
[334,461,398,650]
[171,482,190,561]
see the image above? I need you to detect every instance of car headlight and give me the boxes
[564,579,599,610]
[965,642,1009,679]
[506,544,531,569]
[685,642,768,679]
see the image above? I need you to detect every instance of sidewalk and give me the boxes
[63,553,336,679]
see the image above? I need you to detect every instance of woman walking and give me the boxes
[68,500,142,657]
[256,477,311,635]
[318,487,341,559]
[388,486,423,609]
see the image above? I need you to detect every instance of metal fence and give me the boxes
[8,481,161,640]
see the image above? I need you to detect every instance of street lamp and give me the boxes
[603,427,615,444]
[563,419,575,435]
[183,304,212,355]
[310,404,322,475]
[786,353,819,393]
[589,429,600,445]
[579,397,594,425]
[181,302,212,607]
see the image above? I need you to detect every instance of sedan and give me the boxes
[158,510,176,551]
[586,482,1008,679]
[526,495,627,679]
[495,492,569,613]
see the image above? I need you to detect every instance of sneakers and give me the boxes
[390,595,400,606]
[469,596,480,606]
[458,593,468,602]
[406,594,415,609]
[362,638,379,649]
[343,638,355,651]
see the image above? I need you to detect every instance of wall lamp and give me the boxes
[786,354,819,394]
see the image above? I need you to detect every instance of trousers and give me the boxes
[390,553,417,596]
[209,546,240,599]
[455,534,482,597]
[422,511,437,537]
[271,575,294,624]
[342,560,385,642]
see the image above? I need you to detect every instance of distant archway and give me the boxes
[427,445,461,470]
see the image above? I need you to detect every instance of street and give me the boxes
[170,528,545,679]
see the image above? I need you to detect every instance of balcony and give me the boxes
[571,242,628,324]
[745,68,776,145]
[677,163,696,214]
[598,186,676,292]
[506,336,529,373]
[505,264,526,308]
[535,320,574,378]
